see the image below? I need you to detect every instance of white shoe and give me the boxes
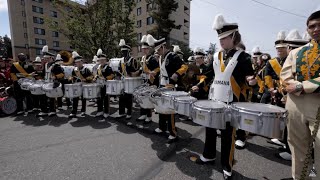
[57,107,63,111]
[69,113,76,118]
[138,115,146,120]
[17,111,24,115]
[154,128,163,133]
[103,113,109,118]
[110,111,125,118]
[271,138,285,146]
[48,112,56,117]
[127,122,133,126]
[126,115,132,119]
[144,117,152,123]
[223,170,232,179]
[168,135,176,140]
[235,140,246,148]
[79,112,86,117]
[38,112,48,116]
[200,155,216,162]
[95,112,103,117]
[278,152,292,161]
[32,108,39,111]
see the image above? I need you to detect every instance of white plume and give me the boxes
[42,45,48,53]
[56,54,62,60]
[276,30,286,41]
[141,35,148,43]
[213,14,226,30]
[251,46,261,53]
[147,34,156,46]
[93,55,98,62]
[302,31,311,41]
[97,48,102,56]
[119,39,126,46]
[285,29,302,41]
[172,45,181,53]
[35,56,41,62]
[194,47,204,54]
[72,51,80,59]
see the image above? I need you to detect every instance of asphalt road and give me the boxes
[0,99,292,180]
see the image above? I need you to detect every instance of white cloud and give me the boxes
[0,0,8,12]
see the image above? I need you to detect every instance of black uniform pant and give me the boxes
[119,93,132,115]
[72,96,86,114]
[39,95,48,113]
[140,108,152,117]
[49,98,56,112]
[159,114,177,137]
[32,94,40,109]
[13,82,33,112]
[97,86,109,113]
[57,80,71,108]
[203,123,236,172]
[260,91,271,104]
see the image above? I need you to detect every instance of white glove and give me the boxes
[248,79,257,86]
[246,76,254,81]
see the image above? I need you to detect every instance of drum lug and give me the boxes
[258,113,263,129]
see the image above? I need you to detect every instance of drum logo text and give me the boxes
[213,80,229,86]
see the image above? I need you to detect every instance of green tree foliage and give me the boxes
[147,0,181,41]
[50,0,135,59]
[0,35,13,58]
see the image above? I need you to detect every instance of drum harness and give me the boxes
[300,106,320,180]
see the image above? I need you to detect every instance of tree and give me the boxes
[50,0,136,59]
[147,0,181,41]
[207,43,216,55]
[0,35,13,58]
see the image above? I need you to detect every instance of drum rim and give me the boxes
[230,102,287,115]
[193,100,226,111]
[162,91,189,96]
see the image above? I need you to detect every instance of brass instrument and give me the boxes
[59,51,73,66]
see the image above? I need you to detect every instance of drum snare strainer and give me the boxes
[230,102,287,139]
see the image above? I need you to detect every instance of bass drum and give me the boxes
[61,66,75,79]
[109,58,121,72]
[0,97,17,115]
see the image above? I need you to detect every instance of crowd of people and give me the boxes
[1,10,320,180]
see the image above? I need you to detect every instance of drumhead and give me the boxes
[194,100,226,109]
[83,83,100,87]
[232,102,286,113]
[162,91,188,96]
[175,96,197,101]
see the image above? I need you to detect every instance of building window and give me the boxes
[24,33,28,38]
[32,6,43,14]
[146,3,153,11]
[22,11,26,17]
[137,20,141,28]
[32,0,43,3]
[137,33,142,42]
[35,38,46,45]
[53,41,59,47]
[137,7,141,16]
[36,48,42,55]
[50,11,57,18]
[147,17,154,25]
[23,21,27,28]
[52,31,59,37]
[21,0,25,6]
[34,28,45,35]
[33,17,44,24]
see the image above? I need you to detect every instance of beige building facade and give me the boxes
[8,0,190,60]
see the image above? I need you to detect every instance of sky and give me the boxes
[0,0,319,56]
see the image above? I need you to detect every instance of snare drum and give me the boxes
[133,85,157,109]
[64,83,82,98]
[29,80,45,95]
[174,96,197,117]
[82,83,101,99]
[95,78,106,86]
[230,102,287,139]
[18,78,34,91]
[124,77,143,94]
[106,80,124,95]
[0,97,17,115]
[42,83,64,98]
[161,91,189,109]
[192,100,228,129]
[150,90,188,114]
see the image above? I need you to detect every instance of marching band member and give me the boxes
[94,49,114,118]
[191,47,214,100]
[275,29,309,161]
[255,53,271,103]
[251,46,262,71]
[37,45,55,117]
[190,14,254,180]
[265,31,289,147]
[264,30,288,107]
[69,51,93,118]
[32,57,45,112]
[112,39,140,121]
[147,35,188,143]
[280,10,320,179]
[172,45,185,62]
[10,53,35,115]
[136,34,160,123]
